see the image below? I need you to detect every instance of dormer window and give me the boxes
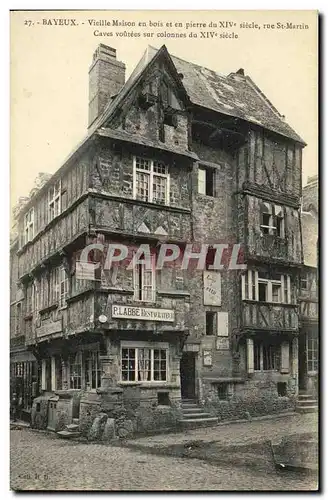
[24,208,34,244]
[48,180,61,222]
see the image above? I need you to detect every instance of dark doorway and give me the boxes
[180,352,196,400]
[298,332,307,391]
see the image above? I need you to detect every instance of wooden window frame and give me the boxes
[198,165,217,197]
[133,156,170,205]
[133,253,156,303]
[48,180,61,222]
[260,203,285,238]
[242,270,291,304]
[120,343,169,383]
[24,208,34,244]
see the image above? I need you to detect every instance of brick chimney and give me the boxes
[88,44,126,128]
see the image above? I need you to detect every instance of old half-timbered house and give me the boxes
[10,232,38,421]
[298,175,318,407]
[12,44,307,437]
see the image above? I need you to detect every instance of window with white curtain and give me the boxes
[133,156,170,205]
[121,346,168,382]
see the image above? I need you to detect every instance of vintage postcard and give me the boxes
[10,10,318,491]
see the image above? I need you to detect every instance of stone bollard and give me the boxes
[88,412,108,441]
[101,418,116,442]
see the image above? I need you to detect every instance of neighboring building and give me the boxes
[10,233,38,420]
[11,44,307,435]
[299,175,318,397]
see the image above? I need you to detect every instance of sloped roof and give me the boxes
[97,128,198,160]
[94,45,305,145]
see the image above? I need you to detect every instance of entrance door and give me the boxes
[180,352,196,400]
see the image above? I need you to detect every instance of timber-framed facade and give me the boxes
[10,43,317,436]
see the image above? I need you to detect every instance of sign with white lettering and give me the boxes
[111,305,175,322]
[36,319,62,338]
[216,338,230,350]
[203,271,221,306]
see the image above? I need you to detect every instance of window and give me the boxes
[84,350,101,389]
[134,254,156,302]
[198,166,216,197]
[217,383,229,401]
[157,392,170,406]
[254,341,280,371]
[15,303,22,336]
[277,382,287,397]
[260,203,285,237]
[50,268,60,304]
[242,270,291,304]
[25,283,35,314]
[307,333,318,373]
[301,277,308,290]
[258,281,268,302]
[121,347,167,382]
[59,266,69,307]
[24,208,34,244]
[133,157,170,205]
[69,352,82,389]
[48,180,61,222]
[206,311,217,335]
[163,111,177,127]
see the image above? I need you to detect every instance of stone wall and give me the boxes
[79,386,182,439]
[201,376,296,422]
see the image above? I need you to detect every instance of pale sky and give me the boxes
[10,10,318,210]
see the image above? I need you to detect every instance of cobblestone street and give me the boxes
[10,415,318,492]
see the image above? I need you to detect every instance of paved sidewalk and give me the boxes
[125,413,318,450]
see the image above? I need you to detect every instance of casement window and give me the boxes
[260,203,285,238]
[133,156,170,205]
[134,254,156,302]
[24,208,34,244]
[59,266,69,307]
[48,180,61,222]
[49,268,60,304]
[68,352,82,389]
[84,350,101,390]
[307,333,318,373]
[49,266,68,306]
[121,345,168,382]
[206,311,217,335]
[254,340,280,371]
[241,270,291,304]
[198,165,217,197]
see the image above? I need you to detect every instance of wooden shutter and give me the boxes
[41,359,47,390]
[246,338,254,374]
[51,357,57,391]
[280,342,290,374]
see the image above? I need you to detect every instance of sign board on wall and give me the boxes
[36,319,62,338]
[216,338,230,350]
[203,271,221,306]
[217,312,229,337]
[203,350,213,366]
[112,305,175,322]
